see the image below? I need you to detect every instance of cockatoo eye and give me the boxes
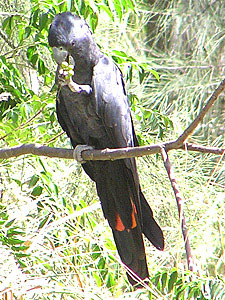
[52,46,68,64]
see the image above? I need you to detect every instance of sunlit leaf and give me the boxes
[31,186,43,197]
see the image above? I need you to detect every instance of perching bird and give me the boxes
[48,12,164,286]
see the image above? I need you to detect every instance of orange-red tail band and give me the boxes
[115,203,137,231]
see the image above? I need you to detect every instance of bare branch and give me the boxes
[0,142,224,161]
[160,147,194,271]
[0,144,73,160]
[181,143,225,155]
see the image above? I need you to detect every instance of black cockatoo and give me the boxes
[48,12,164,286]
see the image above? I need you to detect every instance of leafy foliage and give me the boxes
[0,202,29,259]
[0,0,164,148]
[150,269,225,300]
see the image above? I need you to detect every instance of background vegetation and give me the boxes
[0,0,224,299]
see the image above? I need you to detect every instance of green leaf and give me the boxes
[5,219,16,228]
[62,197,67,207]
[14,251,30,257]
[24,26,32,39]
[17,259,27,268]
[176,284,187,300]
[112,49,129,58]
[39,12,48,31]
[126,0,136,11]
[38,158,47,172]
[12,178,22,187]
[168,270,178,292]
[149,68,160,81]
[161,272,168,291]
[38,59,46,75]
[106,272,115,288]
[38,215,50,229]
[31,9,40,28]
[98,257,106,270]
[121,0,128,11]
[92,271,102,287]
[7,237,25,245]
[91,244,102,260]
[2,16,14,36]
[43,263,53,271]
[98,4,114,20]
[153,273,161,288]
[52,183,59,196]
[27,46,36,62]
[40,172,51,185]
[2,17,10,32]
[138,67,146,84]
[89,13,98,32]
[113,0,123,21]
[187,287,199,299]
[7,229,25,237]
[29,174,40,188]
[18,26,24,43]
[31,186,43,197]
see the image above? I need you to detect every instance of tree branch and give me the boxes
[0,78,224,161]
[0,144,73,160]
[0,142,224,161]
[161,147,194,271]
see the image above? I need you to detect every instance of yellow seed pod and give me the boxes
[68,64,74,71]
[61,61,69,69]
[68,70,74,77]
[65,75,70,80]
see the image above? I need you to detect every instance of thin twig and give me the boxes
[154,65,225,70]
[44,131,65,145]
[160,147,194,271]
[2,41,42,58]
[207,149,225,187]
[177,78,225,143]
[0,28,15,49]
[0,107,45,141]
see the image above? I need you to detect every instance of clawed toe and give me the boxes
[73,145,94,163]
